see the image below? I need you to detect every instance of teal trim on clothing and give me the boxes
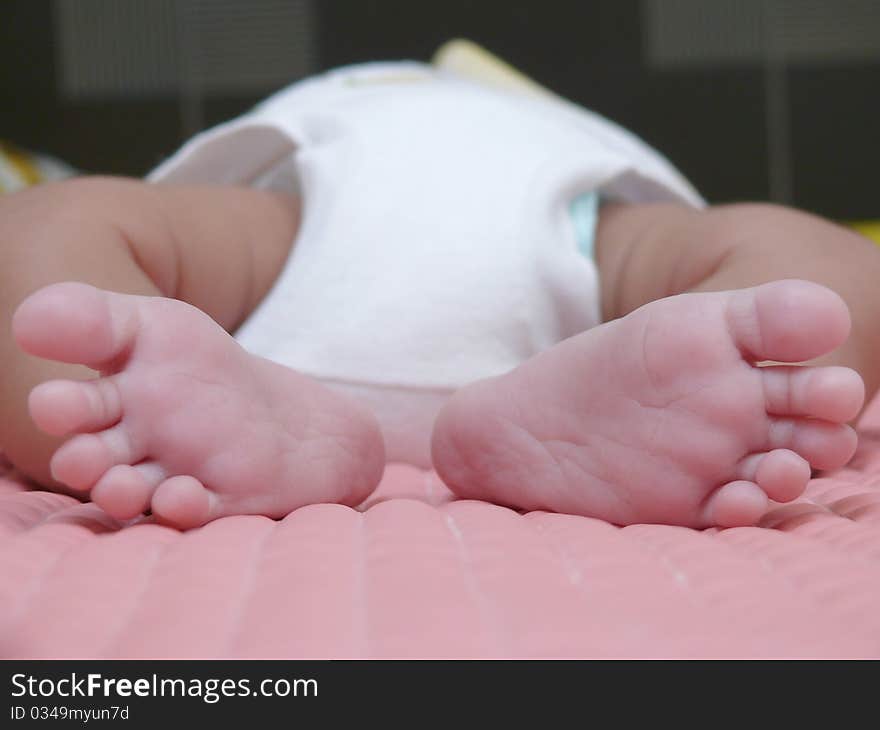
[569,191,599,260]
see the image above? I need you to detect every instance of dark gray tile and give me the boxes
[631,69,770,204]
[0,0,55,95]
[53,101,183,177]
[2,0,876,220]
[203,96,266,129]
[789,63,880,220]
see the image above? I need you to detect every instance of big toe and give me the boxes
[13,282,139,370]
[727,280,851,363]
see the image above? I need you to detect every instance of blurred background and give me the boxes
[1,0,878,220]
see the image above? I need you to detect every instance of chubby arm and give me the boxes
[0,176,301,331]
[594,201,880,405]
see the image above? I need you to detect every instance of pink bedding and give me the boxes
[2,398,880,658]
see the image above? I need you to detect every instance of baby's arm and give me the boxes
[0,176,298,486]
[595,201,880,408]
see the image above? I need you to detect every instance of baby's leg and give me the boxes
[1,178,384,526]
[432,203,880,527]
[593,202,880,402]
[1,179,165,487]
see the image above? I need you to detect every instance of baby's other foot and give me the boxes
[432,280,864,527]
[13,283,384,528]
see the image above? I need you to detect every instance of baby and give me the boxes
[2,43,878,530]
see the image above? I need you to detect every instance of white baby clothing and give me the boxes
[148,60,704,466]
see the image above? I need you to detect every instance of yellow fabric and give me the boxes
[0,140,75,193]
[851,221,880,246]
[0,141,41,186]
[432,39,553,98]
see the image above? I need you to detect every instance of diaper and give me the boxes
[148,42,703,467]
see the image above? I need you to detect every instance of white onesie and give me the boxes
[148,60,704,467]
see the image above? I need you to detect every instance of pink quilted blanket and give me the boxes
[2,398,880,658]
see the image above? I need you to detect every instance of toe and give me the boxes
[151,476,215,530]
[29,377,123,436]
[49,424,140,491]
[91,462,165,521]
[726,280,851,363]
[701,480,768,527]
[761,365,864,423]
[13,282,140,371]
[767,417,857,471]
[736,449,811,503]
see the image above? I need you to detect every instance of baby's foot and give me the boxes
[13,283,384,528]
[432,280,864,527]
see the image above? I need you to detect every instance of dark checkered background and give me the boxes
[1,0,878,219]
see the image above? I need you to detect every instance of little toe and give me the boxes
[701,480,768,527]
[49,424,140,491]
[767,417,858,471]
[91,462,166,521]
[151,476,215,530]
[726,280,851,363]
[13,282,140,370]
[762,365,864,423]
[29,377,122,436]
[737,449,811,503]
